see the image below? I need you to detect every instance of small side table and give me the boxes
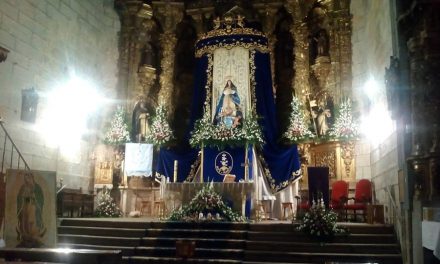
[366,204,384,224]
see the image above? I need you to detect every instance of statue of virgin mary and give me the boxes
[214,80,242,128]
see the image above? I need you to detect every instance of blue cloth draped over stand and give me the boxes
[156,32,301,193]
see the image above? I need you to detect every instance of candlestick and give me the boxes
[173,160,178,182]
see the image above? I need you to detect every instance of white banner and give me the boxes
[125,143,153,176]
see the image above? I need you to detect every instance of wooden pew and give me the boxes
[0,248,121,264]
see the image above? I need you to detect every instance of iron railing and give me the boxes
[0,120,30,174]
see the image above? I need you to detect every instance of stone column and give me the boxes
[153,2,184,115]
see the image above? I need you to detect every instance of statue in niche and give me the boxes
[311,96,334,137]
[140,42,156,68]
[314,29,329,57]
[214,80,243,128]
[132,100,150,142]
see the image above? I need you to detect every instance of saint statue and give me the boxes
[132,100,150,142]
[312,100,332,137]
[314,30,328,57]
[214,80,242,128]
[16,171,46,247]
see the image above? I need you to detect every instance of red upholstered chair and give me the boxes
[344,179,372,222]
[330,180,349,219]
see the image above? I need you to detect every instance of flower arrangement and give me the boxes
[297,199,346,240]
[168,184,245,222]
[328,98,359,140]
[189,109,264,149]
[145,104,174,146]
[284,96,315,143]
[104,105,131,145]
[94,187,122,217]
[242,111,265,146]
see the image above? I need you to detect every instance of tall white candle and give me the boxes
[173,160,178,182]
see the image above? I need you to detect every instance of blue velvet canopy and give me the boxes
[156,27,301,193]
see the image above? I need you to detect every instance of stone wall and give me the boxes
[351,0,401,227]
[0,0,120,190]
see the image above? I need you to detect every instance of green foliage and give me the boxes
[94,188,122,217]
[104,105,131,145]
[168,185,246,222]
[284,96,315,143]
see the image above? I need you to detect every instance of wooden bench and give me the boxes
[0,248,121,264]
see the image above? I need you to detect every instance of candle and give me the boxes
[173,160,178,182]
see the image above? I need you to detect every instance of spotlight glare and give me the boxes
[360,103,394,146]
[41,77,102,154]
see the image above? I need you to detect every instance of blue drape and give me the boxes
[254,52,301,191]
[156,34,301,192]
[156,56,207,182]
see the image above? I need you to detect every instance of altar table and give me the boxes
[164,182,254,216]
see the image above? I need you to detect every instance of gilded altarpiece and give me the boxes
[302,141,356,187]
[114,0,355,188]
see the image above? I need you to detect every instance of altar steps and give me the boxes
[58,219,402,264]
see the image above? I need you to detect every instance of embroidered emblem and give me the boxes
[215,151,233,175]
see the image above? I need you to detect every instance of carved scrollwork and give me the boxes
[315,150,336,178]
[341,141,355,178]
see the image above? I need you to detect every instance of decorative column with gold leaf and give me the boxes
[324,0,352,101]
[136,4,157,102]
[285,0,311,100]
[152,2,184,115]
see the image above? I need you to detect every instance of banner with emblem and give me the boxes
[203,146,252,182]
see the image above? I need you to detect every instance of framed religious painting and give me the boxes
[4,169,57,247]
[211,47,251,128]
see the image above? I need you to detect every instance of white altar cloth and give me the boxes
[422,221,440,260]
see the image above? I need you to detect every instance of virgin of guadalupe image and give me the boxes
[16,171,46,247]
[214,80,243,128]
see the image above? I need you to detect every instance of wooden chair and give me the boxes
[330,180,349,220]
[344,179,372,222]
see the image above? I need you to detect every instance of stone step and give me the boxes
[247,231,397,244]
[140,237,246,248]
[58,234,142,247]
[134,246,244,260]
[58,226,147,237]
[249,223,394,234]
[60,219,249,230]
[244,251,403,264]
[246,241,400,254]
[125,256,241,264]
[143,228,247,239]
[57,243,136,256]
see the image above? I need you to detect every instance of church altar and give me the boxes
[164,182,253,217]
[156,14,302,198]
